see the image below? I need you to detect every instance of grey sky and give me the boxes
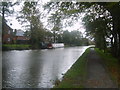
[6,0,119,33]
[6,0,86,33]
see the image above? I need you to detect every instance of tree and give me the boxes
[1,2,16,24]
[63,30,71,45]
[70,30,83,46]
[1,2,18,43]
[18,2,45,48]
[48,11,62,43]
[82,4,113,51]
[82,2,120,57]
[44,2,120,58]
[62,30,86,46]
[98,2,120,57]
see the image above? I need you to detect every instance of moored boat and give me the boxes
[47,43,64,49]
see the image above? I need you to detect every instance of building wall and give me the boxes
[13,36,30,44]
[2,23,13,44]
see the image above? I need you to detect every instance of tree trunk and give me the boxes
[2,5,5,44]
[53,31,56,43]
[117,20,120,60]
[118,33,120,60]
[112,20,118,57]
[112,11,120,57]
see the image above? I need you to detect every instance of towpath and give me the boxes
[84,48,118,88]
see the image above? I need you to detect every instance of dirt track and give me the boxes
[84,48,118,88]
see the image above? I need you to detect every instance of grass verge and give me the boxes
[95,48,120,87]
[54,48,90,88]
[2,44,31,50]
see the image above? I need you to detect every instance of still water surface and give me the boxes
[3,46,89,88]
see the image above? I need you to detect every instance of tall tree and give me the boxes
[98,2,120,57]
[18,2,45,48]
[48,11,62,43]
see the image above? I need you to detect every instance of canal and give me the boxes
[2,46,89,88]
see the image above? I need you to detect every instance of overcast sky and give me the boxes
[6,0,86,33]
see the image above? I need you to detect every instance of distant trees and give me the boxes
[61,30,89,46]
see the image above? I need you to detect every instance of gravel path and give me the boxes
[84,48,118,88]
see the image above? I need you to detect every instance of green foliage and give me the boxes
[48,10,63,43]
[1,2,16,15]
[44,2,120,57]
[83,2,120,57]
[83,15,108,50]
[19,2,38,23]
[62,30,89,46]
[54,48,90,88]
[82,3,115,52]
[1,2,19,21]
[18,2,46,48]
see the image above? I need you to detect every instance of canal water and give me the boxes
[2,46,89,88]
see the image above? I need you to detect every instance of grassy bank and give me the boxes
[2,44,31,50]
[54,48,90,88]
[95,48,120,87]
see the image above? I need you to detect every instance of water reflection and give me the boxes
[3,46,89,88]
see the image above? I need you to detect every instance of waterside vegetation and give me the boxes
[54,48,90,88]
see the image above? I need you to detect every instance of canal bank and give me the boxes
[54,48,90,88]
[2,44,31,50]
[54,48,119,88]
